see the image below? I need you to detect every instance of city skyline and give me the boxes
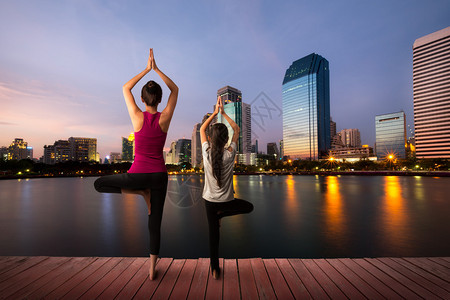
[1,1,449,159]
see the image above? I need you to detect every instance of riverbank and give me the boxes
[1,170,450,180]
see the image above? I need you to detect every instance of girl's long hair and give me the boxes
[210,123,229,188]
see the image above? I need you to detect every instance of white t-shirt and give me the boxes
[202,141,236,202]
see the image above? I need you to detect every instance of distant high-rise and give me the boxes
[267,142,279,158]
[191,123,202,167]
[7,138,31,160]
[282,53,331,160]
[413,26,450,158]
[339,128,361,148]
[217,86,251,154]
[175,139,191,165]
[217,86,242,104]
[122,133,135,162]
[43,140,70,164]
[375,112,407,159]
[330,118,336,137]
[68,137,97,162]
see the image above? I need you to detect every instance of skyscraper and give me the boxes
[339,128,361,148]
[191,123,202,167]
[122,133,135,162]
[282,53,331,160]
[413,26,450,158]
[217,86,251,154]
[375,112,407,160]
[217,86,242,104]
[175,139,191,165]
[68,137,97,162]
[267,142,279,158]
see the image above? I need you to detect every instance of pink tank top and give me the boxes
[128,112,167,173]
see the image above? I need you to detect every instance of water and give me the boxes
[0,175,449,258]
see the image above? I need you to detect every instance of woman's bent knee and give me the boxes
[94,177,104,192]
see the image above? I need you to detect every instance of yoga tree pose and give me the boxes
[94,48,178,280]
[200,96,253,279]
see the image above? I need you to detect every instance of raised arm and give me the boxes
[218,99,240,150]
[152,49,179,133]
[200,97,220,144]
[122,50,152,132]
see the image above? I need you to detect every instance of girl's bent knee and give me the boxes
[94,177,104,192]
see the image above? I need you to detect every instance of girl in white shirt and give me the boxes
[200,96,254,279]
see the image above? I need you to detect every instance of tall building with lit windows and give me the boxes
[217,86,242,104]
[375,112,406,160]
[413,26,450,158]
[122,133,135,162]
[68,137,97,162]
[282,53,330,160]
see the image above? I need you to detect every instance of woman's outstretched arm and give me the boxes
[152,49,179,132]
[200,96,221,144]
[122,50,152,132]
[218,99,240,150]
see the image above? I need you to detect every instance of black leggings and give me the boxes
[204,199,254,272]
[94,172,168,255]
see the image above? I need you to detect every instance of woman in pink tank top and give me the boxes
[94,49,178,280]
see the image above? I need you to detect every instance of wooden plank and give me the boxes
[78,257,135,300]
[6,257,77,299]
[314,259,366,299]
[114,257,152,299]
[250,258,276,300]
[289,259,329,299]
[0,257,71,298]
[237,259,259,300]
[326,258,384,299]
[0,256,28,275]
[428,257,450,269]
[223,259,240,300]
[169,259,197,300]
[392,258,450,292]
[275,259,311,299]
[41,257,110,299]
[373,258,447,299]
[302,259,347,299]
[263,259,292,299]
[96,257,147,300]
[133,258,173,299]
[382,258,450,299]
[339,258,402,299]
[0,256,48,283]
[26,257,97,299]
[205,258,224,300]
[59,257,121,299]
[441,257,450,263]
[354,258,421,300]
[187,257,210,300]
[404,257,450,282]
[152,259,185,300]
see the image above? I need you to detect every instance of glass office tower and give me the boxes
[413,26,450,158]
[282,53,330,160]
[375,112,407,160]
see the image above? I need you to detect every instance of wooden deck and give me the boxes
[0,256,449,299]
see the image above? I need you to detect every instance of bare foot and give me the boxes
[149,254,157,280]
[212,268,220,280]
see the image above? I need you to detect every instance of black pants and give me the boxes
[204,199,254,271]
[94,172,168,255]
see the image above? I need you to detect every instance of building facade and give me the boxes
[375,112,407,160]
[7,138,32,160]
[122,133,135,162]
[282,53,331,160]
[217,86,242,104]
[413,26,450,158]
[217,101,252,154]
[339,128,361,148]
[267,142,279,159]
[68,137,97,162]
[191,123,202,167]
[175,139,191,165]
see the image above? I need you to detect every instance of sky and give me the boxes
[1,0,449,159]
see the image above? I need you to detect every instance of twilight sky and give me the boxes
[1,0,449,159]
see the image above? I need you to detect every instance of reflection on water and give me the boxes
[0,175,449,258]
[323,176,347,251]
[382,176,408,253]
